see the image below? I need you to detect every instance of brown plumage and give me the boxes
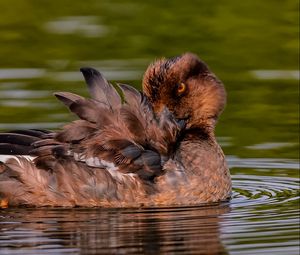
[0,53,231,207]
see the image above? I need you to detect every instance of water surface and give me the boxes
[0,0,299,254]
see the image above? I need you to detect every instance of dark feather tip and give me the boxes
[54,92,83,107]
[80,67,102,82]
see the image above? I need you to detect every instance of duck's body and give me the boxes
[0,53,231,207]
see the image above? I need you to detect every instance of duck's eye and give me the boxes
[177,83,186,94]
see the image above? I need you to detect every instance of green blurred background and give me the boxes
[0,0,299,160]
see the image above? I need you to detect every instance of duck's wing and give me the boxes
[39,68,184,182]
[0,68,184,183]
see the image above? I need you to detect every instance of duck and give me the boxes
[0,53,231,207]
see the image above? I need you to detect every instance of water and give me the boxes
[0,0,299,254]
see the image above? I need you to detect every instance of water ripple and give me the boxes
[227,156,299,170]
[231,174,299,208]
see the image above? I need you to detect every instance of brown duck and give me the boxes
[0,53,231,207]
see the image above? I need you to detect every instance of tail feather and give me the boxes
[0,132,41,155]
[8,129,51,137]
[0,130,53,155]
[0,133,40,146]
[0,143,33,155]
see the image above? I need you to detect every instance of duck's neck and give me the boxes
[178,127,226,174]
[175,127,231,200]
[180,127,212,142]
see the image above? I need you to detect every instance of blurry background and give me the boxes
[0,0,299,161]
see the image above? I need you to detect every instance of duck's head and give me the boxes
[143,53,226,132]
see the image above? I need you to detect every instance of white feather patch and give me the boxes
[73,152,86,161]
[0,155,35,163]
[83,156,137,182]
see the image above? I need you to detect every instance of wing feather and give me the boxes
[80,67,121,110]
[0,69,185,184]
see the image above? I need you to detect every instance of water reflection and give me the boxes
[227,156,299,170]
[0,205,230,255]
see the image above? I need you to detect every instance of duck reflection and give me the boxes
[0,204,230,254]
